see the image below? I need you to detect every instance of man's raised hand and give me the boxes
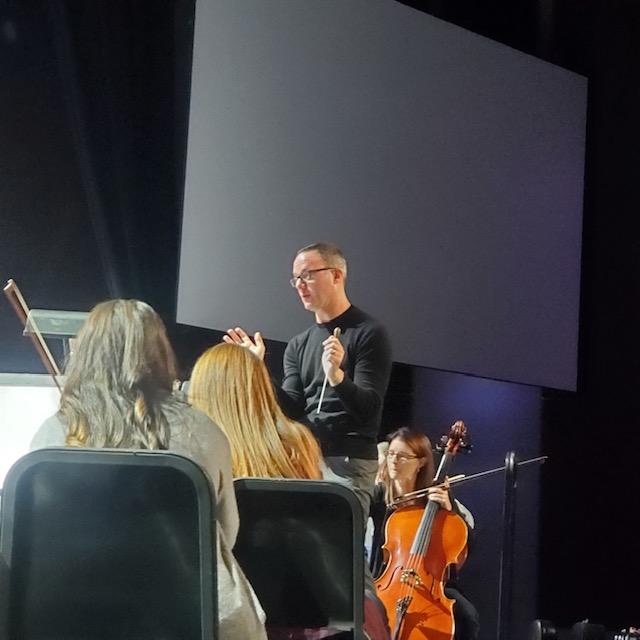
[223,327,266,360]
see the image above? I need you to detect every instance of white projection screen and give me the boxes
[177,0,587,390]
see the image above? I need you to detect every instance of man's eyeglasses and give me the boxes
[386,451,420,463]
[289,267,335,288]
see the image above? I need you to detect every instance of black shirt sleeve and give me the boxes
[332,322,392,431]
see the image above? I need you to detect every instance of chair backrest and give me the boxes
[233,478,364,639]
[0,448,217,640]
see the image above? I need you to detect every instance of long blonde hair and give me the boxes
[60,299,179,449]
[189,343,322,479]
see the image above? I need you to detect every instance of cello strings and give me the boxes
[394,453,454,615]
[394,500,446,634]
[395,500,438,613]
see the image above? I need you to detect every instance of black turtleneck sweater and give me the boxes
[276,305,392,459]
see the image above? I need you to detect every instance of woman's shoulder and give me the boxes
[162,399,233,490]
[30,413,67,450]
[164,399,230,454]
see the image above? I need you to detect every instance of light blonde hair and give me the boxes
[189,343,322,479]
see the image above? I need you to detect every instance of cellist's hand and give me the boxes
[426,484,452,511]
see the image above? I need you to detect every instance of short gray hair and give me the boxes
[296,242,347,276]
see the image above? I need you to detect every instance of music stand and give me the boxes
[24,309,88,360]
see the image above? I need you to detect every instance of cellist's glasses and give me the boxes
[386,451,420,463]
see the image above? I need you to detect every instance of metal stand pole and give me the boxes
[497,451,518,640]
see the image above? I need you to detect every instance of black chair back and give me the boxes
[0,448,217,640]
[233,478,364,640]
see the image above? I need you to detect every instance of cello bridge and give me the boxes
[400,569,422,586]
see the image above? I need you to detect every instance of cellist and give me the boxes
[369,427,480,640]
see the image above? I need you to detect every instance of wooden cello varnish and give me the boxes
[374,422,469,640]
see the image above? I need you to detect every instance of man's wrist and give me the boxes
[328,369,345,387]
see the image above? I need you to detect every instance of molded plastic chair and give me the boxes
[0,448,217,640]
[233,478,365,640]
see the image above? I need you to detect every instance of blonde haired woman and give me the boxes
[189,342,322,480]
[191,343,397,639]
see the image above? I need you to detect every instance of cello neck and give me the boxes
[433,451,455,484]
[409,500,439,556]
[408,450,456,556]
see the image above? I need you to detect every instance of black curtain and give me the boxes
[46,0,195,311]
[0,0,195,372]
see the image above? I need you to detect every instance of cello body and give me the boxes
[375,504,468,640]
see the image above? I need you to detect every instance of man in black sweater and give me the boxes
[225,242,392,507]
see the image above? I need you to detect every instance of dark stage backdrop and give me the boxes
[1,0,638,636]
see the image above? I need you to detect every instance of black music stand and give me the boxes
[24,308,88,360]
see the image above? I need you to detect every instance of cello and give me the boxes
[374,421,470,640]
